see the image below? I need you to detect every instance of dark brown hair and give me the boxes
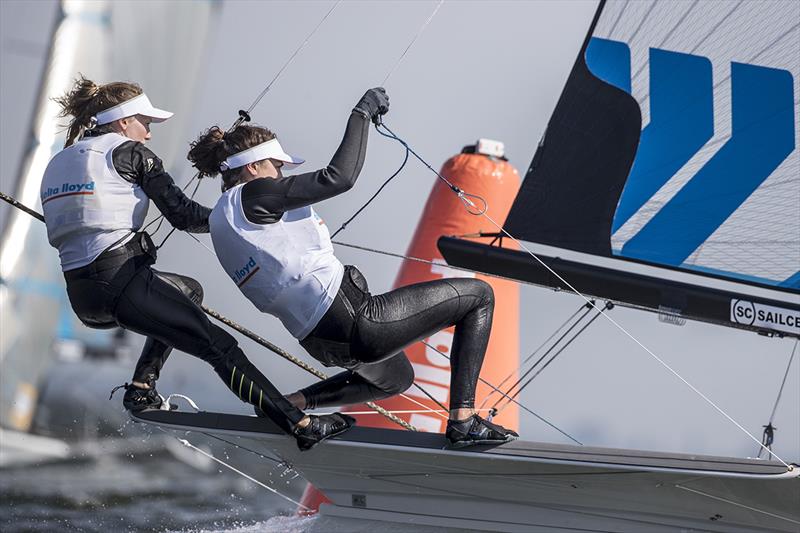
[187,124,276,192]
[54,74,143,147]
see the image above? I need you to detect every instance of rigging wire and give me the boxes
[371,120,794,469]
[479,302,590,411]
[331,238,783,337]
[381,0,445,87]
[421,340,582,445]
[0,193,418,432]
[330,0,445,238]
[6,0,794,467]
[757,339,798,459]
[492,302,596,408]
[494,302,612,415]
[675,484,800,526]
[144,1,342,248]
[153,427,311,510]
[245,1,341,115]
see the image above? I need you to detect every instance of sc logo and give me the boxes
[732,300,756,325]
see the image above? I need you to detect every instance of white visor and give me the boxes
[220,138,305,172]
[94,93,173,126]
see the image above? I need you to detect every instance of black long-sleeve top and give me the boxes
[111,140,211,232]
[240,110,370,225]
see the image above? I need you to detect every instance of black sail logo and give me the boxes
[731,300,756,326]
[730,300,800,335]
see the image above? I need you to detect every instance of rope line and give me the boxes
[0,193,416,431]
[174,236,447,429]
[331,140,409,239]
[201,304,416,431]
[373,121,793,469]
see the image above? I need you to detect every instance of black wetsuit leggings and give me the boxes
[63,235,304,433]
[299,266,494,411]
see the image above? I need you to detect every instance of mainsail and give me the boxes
[440,0,799,338]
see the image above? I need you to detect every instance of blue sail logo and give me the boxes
[586,38,796,287]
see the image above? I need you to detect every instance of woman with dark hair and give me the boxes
[188,88,518,447]
[41,76,348,451]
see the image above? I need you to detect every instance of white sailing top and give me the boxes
[40,133,148,271]
[209,183,344,339]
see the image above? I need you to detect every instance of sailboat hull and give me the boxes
[132,410,799,532]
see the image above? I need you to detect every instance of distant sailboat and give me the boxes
[0,0,218,465]
[134,0,800,529]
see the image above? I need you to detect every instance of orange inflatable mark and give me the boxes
[375,149,521,433]
[299,145,521,513]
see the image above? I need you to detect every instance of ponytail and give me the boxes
[54,75,142,147]
[188,124,276,192]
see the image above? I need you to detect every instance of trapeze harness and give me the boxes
[209,110,495,411]
[40,130,305,432]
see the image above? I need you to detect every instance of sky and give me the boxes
[0,0,797,463]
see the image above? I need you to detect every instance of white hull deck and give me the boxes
[132,410,800,532]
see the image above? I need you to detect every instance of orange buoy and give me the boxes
[299,140,521,512]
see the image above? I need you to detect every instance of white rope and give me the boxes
[399,391,449,420]
[675,484,800,525]
[164,393,201,412]
[381,0,445,86]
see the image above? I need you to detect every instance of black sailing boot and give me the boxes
[254,407,356,451]
[446,414,519,448]
[109,380,163,412]
[293,413,356,451]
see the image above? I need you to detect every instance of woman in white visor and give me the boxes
[41,77,321,449]
[189,88,518,448]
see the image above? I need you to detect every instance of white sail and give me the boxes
[0,0,217,436]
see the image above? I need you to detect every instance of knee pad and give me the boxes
[181,276,204,305]
[155,271,204,304]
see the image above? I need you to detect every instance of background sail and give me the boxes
[0,0,217,433]
[503,0,798,292]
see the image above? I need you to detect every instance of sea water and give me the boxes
[0,444,479,532]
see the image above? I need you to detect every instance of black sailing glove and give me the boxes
[353,87,390,124]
